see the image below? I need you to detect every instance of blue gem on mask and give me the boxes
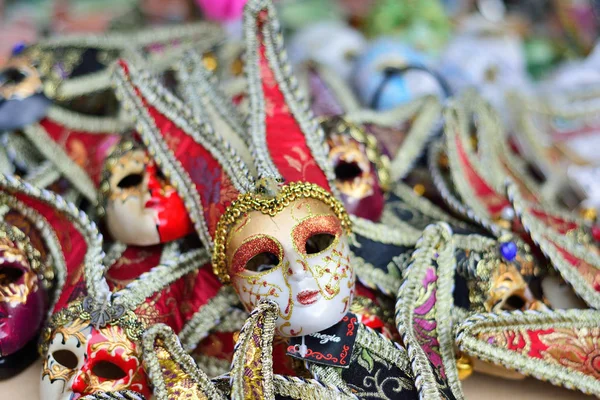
[500,241,517,262]
[11,42,27,56]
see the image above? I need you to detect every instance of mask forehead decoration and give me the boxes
[113,0,354,339]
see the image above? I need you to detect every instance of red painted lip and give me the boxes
[297,290,320,305]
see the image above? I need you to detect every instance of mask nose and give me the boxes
[70,367,89,396]
[286,260,310,282]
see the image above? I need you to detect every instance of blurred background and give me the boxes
[1,0,599,75]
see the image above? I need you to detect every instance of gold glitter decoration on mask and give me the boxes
[0,221,53,290]
[97,139,141,216]
[0,270,37,306]
[320,116,390,192]
[212,182,352,283]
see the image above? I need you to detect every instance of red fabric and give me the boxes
[529,207,578,234]
[257,25,331,190]
[40,118,120,187]
[454,133,510,217]
[181,266,222,322]
[105,245,164,290]
[504,328,553,359]
[15,192,88,312]
[547,238,600,292]
[118,60,239,238]
[550,122,600,141]
[106,244,223,333]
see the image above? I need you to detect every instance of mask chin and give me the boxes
[0,94,51,132]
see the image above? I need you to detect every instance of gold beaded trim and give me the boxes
[212,182,352,283]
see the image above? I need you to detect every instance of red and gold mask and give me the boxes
[41,318,150,400]
[102,146,193,246]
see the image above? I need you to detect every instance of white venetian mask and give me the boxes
[226,197,355,337]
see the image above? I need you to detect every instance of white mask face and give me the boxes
[227,198,355,337]
[103,148,193,246]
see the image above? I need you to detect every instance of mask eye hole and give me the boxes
[52,349,79,369]
[305,233,335,255]
[245,252,280,273]
[0,267,24,285]
[334,161,363,182]
[0,67,27,86]
[502,294,526,311]
[92,360,127,380]
[117,173,144,189]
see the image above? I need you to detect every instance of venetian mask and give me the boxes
[101,146,193,246]
[0,53,50,131]
[321,118,385,221]
[0,230,47,358]
[484,263,546,312]
[41,318,150,400]
[226,196,355,337]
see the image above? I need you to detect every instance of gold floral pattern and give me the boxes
[479,326,600,379]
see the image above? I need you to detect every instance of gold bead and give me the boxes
[233,330,241,343]
[469,135,478,150]
[231,57,244,76]
[579,207,597,222]
[438,153,449,169]
[202,52,218,72]
[495,218,512,230]
[413,184,426,196]
[456,353,474,380]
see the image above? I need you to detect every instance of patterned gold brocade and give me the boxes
[156,344,208,400]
